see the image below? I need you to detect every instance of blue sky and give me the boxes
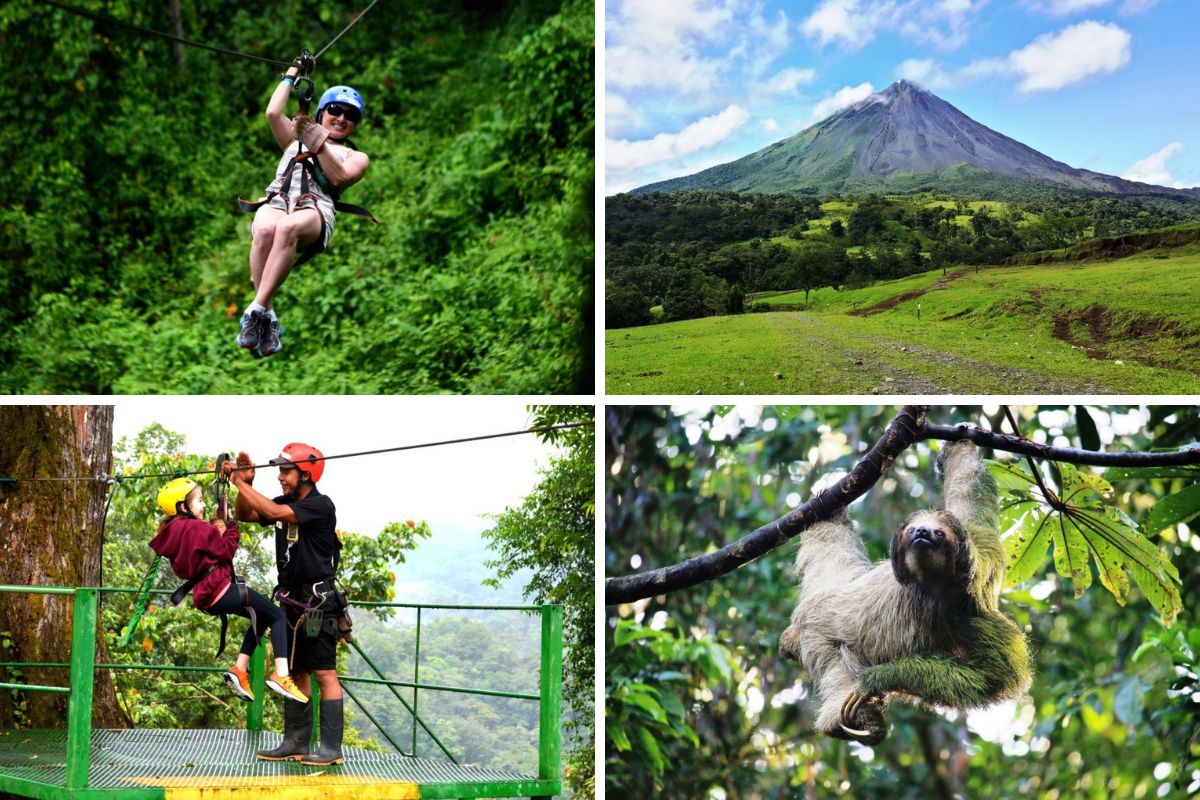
[604,0,1199,194]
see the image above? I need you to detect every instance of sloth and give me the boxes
[779,440,1032,745]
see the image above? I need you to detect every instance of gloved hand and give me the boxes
[295,116,330,154]
[235,451,255,485]
[293,51,315,74]
[212,519,227,534]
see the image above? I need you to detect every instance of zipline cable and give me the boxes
[314,0,382,59]
[41,0,294,69]
[1,421,594,484]
[42,0,382,71]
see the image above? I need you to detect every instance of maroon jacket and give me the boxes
[148,517,239,609]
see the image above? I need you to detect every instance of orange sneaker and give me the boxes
[223,666,254,702]
[267,673,309,703]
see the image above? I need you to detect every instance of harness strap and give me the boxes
[170,564,216,606]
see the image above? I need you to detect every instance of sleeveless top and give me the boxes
[260,137,356,248]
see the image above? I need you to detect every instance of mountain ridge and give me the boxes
[634,81,1197,199]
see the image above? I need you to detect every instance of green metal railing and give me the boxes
[0,584,563,795]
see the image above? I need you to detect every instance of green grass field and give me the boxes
[607,243,1200,394]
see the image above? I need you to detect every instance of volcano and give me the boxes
[634,81,1189,197]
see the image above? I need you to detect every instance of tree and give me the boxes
[0,405,127,728]
[829,218,845,238]
[483,406,595,798]
[605,280,653,329]
[662,268,731,322]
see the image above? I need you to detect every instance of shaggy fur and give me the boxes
[779,440,1032,744]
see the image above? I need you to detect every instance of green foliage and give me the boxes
[606,239,1200,394]
[0,0,593,393]
[995,460,1183,626]
[347,610,542,773]
[604,189,1200,331]
[605,618,735,796]
[606,405,1200,798]
[482,404,594,796]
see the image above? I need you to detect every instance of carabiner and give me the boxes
[294,75,315,115]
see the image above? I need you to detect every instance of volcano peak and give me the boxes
[634,83,1179,197]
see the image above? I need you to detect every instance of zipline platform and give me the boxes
[0,728,549,799]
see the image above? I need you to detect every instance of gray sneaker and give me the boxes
[259,316,284,357]
[237,309,265,352]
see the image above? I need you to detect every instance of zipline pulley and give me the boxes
[212,453,232,524]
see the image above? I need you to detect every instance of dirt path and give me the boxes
[847,269,970,317]
[784,314,1115,393]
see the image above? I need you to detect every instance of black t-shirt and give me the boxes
[265,486,339,585]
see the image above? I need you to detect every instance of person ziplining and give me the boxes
[149,467,309,707]
[237,53,374,357]
[42,0,381,359]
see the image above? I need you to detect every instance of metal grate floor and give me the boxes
[0,728,540,797]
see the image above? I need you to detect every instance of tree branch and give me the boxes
[919,423,1200,467]
[605,408,1200,606]
[605,405,930,605]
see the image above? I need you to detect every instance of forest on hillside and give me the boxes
[605,405,1200,799]
[604,190,1200,329]
[0,0,593,393]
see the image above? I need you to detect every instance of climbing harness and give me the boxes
[275,578,353,666]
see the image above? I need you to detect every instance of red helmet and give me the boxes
[269,442,325,483]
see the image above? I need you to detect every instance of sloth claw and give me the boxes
[838,689,886,745]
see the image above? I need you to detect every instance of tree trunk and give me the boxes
[0,406,128,728]
[169,0,186,69]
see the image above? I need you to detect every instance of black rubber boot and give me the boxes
[257,697,312,761]
[300,698,344,766]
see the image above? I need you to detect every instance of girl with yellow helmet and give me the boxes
[150,478,308,704]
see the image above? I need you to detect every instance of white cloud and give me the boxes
[606,105,751,171]
[899,0,986,50]
[801,0,983,51]
[1024,0,1112,15]
[801,0,896,50]
[743,9,794,77]
[930,20,1133,93]
[895,58,956,90]
[762,117,779,133]
[1006,21,1131,92]
[1122,142,1187,187]
[811,82,876,121]
[765,67,817,95]
[605,0,737,91]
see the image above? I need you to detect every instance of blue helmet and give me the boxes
[317,85,364,122]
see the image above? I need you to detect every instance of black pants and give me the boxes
[206,583,288,659]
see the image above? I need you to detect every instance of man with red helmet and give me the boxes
[230,443,346,766]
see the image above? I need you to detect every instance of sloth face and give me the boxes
[891,510,971,587]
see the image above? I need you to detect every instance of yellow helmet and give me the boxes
[157,478,199,516]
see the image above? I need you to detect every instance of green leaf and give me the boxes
[1101,466,1200,481]
[1075,406,1101,452]
[1113,679,1144,726]
[613,619,661,648]
[999,460,1183,626]
[637,726,667,774]
[1003,507,1055,587]
[609,726,631,752]
[622,684,667,722]
[1144,482,1200,534]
